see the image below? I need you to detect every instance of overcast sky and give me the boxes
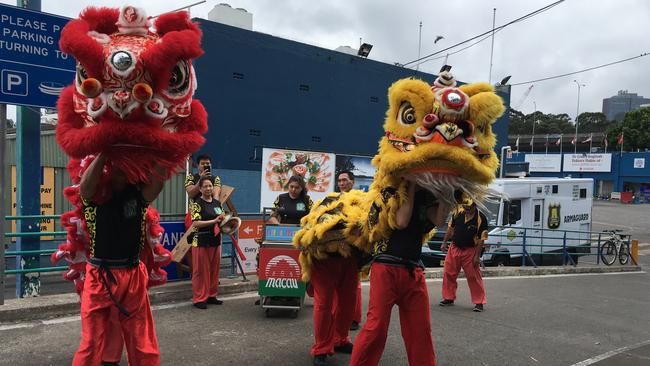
[3,0,649,121]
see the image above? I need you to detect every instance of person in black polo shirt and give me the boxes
[439,200,489,312]
[189,176,225,309]
[73,153,165,366]
[268,175,313,225]
[350,178,449,366]
[185,154,222,200]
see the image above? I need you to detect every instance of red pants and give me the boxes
[192,246,221,303]
[102,307,124,363]
[73,262,160,366]
[310,256,359,356]
[442,244,486,305]
[353,282,362,323]
[332,279,363,323]
[349,263,435,366]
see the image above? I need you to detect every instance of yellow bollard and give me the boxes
[631,240,639,265]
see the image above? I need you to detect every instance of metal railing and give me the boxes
[4,215,635,297]
[422,225,635,267]
[3,215,66,276]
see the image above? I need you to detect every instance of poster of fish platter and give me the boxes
[260,148,335,211]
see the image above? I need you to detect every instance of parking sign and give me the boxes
[0,4,74,108]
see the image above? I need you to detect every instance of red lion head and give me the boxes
[56,6,208,183]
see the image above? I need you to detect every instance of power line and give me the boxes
[510,53,650,86]
[402,0,565,67]
[412,29,506,68]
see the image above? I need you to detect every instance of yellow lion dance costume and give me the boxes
[293,68,505,280]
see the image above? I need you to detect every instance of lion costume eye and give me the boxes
[168,60,190,96]
[398,102,416,125]
[76,64,88,84]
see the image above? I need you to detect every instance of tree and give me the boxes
[576,112,613,133]
[605,107,650,151]
[508,108,574,135]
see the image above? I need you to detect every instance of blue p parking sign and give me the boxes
[1,69,28,96]
[0,4,74,108]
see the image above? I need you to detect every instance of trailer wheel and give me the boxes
[291,310,299,319]
[265,309,271,318]
[493,253,510,267]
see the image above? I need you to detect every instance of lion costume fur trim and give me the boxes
[293,75,504,280]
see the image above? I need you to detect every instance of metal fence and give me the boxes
[3,215,636,298]
[422,226,635,267]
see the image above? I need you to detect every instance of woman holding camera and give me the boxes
[189,176,225,309]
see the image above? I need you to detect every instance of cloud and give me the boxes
[2,0,649,122]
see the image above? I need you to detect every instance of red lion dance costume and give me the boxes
[52,5,207,365]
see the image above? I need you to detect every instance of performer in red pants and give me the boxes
[72,154,165,366]
[350,180,448,366]
[310,254,359,365]
[189,177,225,309]
[335,170,363,331]
[439,201,488,312]
[351,281,363,330]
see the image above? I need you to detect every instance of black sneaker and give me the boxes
[350,321,360,331]
[334,342,353,354]
[313,354,328,366]
[207,297,223,305]
[473,304,484,312]
[439,299,454,306]
[193,301,207,309]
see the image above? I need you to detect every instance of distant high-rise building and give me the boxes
[602,90,650,121]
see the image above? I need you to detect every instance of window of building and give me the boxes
[502,199,522,225]
[552,185,559,194]
[580,188,587,199]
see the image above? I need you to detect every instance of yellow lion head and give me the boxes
[372,72,505,207]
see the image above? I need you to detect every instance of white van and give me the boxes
[482,177,594,266]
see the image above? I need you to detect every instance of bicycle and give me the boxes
[599,229,630,265]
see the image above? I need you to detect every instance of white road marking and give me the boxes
[0,292,261,331]
[0,323,37,331]
[42,315,80,325]
[570,339,650,366]
[1,273,644,331]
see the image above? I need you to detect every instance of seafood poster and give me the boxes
[260,148,336,211]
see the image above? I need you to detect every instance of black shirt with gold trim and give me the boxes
[184,173,222,199]
[83,184,147,260]
[374,190,436,262]
[189,197,223,247]
[449,209,488,248]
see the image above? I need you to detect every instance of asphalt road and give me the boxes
[1,270,649,366]
[591,200,650,244]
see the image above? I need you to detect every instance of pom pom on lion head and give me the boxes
[374,71,505,208]
[56,5,208,183]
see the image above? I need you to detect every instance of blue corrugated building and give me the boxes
[192,19,511,212]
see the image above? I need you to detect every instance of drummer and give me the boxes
[267,175,313,225]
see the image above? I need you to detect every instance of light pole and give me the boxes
[573,80,585,154]
[416,21,422,71]
[488,8,496,84]
[531,101,536,154]
[500,145,511,178]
